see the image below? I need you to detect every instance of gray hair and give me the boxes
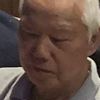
[19,0,100,40]
[82,0,100,40]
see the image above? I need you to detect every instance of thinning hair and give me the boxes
[19,0,100,40]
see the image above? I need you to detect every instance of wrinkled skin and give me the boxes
[18,0,99,100]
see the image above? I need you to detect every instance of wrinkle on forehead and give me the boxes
[25,0,85,15]
[23,0,87,30]
[23,0,86,25]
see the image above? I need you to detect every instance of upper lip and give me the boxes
[34,67,55,74]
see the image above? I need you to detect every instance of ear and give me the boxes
[88,30,100,56]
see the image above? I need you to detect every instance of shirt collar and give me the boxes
[71,58,100,100]
[10,73,34,100]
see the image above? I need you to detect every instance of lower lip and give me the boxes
[34,67,54,74]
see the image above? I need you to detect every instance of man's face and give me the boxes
[19,0,91,99]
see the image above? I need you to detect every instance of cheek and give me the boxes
[19,43,36,80]
[51,40,89,81]
[19,39,33,66]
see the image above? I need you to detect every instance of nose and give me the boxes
[32,36,50,63]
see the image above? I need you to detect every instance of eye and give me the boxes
[28,32,40,38]
[51,37,68,43]
[21,27,40,38]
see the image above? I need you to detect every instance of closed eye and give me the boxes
[51,37,69,43]
[21,27,40,37]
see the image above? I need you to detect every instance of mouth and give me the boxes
[34,67,55,74]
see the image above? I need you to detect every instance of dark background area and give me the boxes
[0,0,19,17]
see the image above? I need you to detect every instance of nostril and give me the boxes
[35,57,48,64]
[32,56,48,64]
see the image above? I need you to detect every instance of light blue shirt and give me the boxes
[71,58,100,100]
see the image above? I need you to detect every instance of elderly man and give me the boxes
[0,0,100,100]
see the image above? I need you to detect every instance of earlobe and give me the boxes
[88,33,100,56]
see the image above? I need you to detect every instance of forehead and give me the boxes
[21,0,88,40]
[21,0,87,33]
[23,0,85,17]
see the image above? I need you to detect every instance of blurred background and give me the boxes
[0,0,19,17]
[0,0,20,67]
